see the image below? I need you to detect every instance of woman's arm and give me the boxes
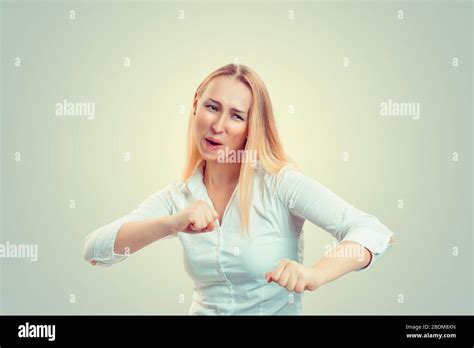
[265,238,395,292]
[113,200,219,255]
[276,166,395,271]
[113,215,177,255]
[266,166,396,291]
[311,240,373,286]
[83,184,176,267]
[84,184,219,267]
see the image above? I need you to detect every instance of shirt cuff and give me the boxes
[341,226,394,272]
[85,219,130,266]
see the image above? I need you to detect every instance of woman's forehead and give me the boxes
[203,76,252,110]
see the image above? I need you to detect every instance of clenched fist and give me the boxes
[171,200,219,233]
[265,258,321,293]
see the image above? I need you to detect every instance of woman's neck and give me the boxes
[203,160,241,188]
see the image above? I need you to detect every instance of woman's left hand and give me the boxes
[265,258,323,293]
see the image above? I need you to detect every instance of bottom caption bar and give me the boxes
[0,315,472,346]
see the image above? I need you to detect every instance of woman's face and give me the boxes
[193,75,252,163]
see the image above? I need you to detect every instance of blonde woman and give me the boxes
[83,63,395,315]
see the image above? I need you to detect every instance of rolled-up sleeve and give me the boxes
[276,166,394,271]
[83,184,177,267]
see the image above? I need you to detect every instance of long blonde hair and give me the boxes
[182,63,295,234]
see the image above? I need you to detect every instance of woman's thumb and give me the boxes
[189,223,200,231]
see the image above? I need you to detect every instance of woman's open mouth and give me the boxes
[205,137,222,146]
[204,137,223,150]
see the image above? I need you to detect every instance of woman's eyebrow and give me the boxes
[207,98,247,115]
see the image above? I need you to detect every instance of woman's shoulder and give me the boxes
[149,179,186,199]
[257,161,303,192]
[263,162,301,179]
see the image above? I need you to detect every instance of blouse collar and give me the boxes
[183,159,263,196]
[183,160,205,196]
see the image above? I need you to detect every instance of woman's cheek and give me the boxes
[196,114,211,132]
[227,124,248,147]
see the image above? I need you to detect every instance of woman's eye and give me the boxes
[232,114,244,121]
[206,105,218,111]
[206,105,243,120]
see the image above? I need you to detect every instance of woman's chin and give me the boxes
[198,149,219,162]
[202,156,217,162]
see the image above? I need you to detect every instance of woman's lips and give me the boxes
[205,136,222,145]
[204,138,222,151]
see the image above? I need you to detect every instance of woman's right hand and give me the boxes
[170,200,219,234]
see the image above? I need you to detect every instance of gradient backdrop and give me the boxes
[1,0,472,314]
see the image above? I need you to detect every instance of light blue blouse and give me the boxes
[83,161,394,315]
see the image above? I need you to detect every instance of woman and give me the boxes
[83,63,395,315]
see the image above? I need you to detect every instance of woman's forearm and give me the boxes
[113,216,176,255]
[311,240,372,287]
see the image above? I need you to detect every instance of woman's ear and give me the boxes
[193,98,198,115]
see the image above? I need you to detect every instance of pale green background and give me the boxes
[1,0,472,314]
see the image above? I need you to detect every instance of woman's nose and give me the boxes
[211,113,226,133]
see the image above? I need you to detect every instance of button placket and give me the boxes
[216,225,236,314]
[199,177,239,314]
